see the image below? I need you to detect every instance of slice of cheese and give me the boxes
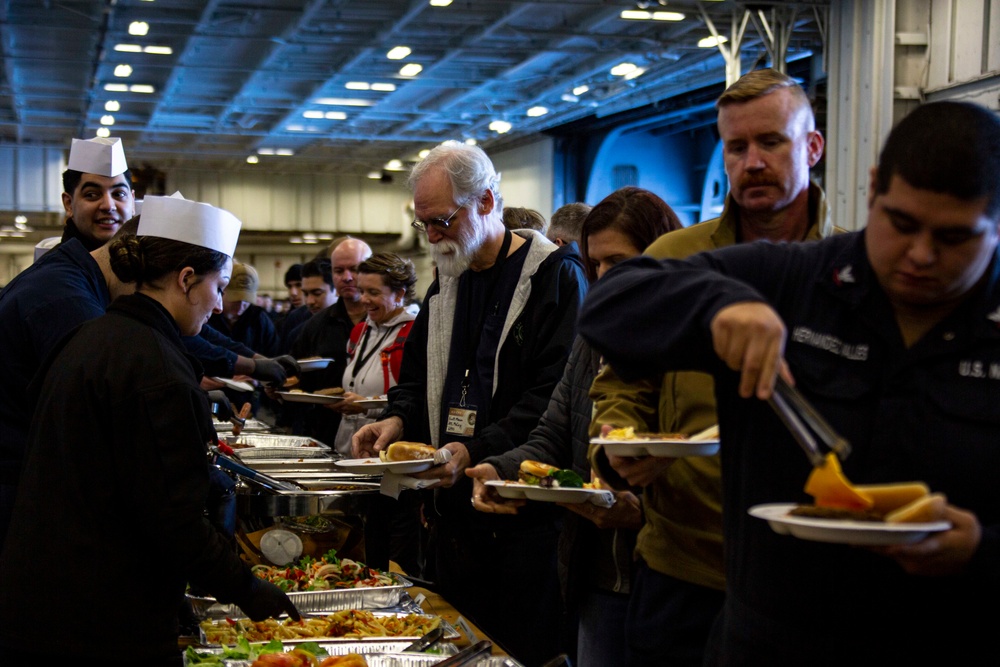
[804,453,875,510]
[852,482,930,515]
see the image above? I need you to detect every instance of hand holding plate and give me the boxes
[608,452,676,487]
[466,463,524,514]
[871,503,981,576]
[410,441,470,488]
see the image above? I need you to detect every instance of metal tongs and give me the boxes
[434,640,493,666]
[403,626,445,653]
[768,375,851,467]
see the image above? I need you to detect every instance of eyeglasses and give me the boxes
[411,203,465,233]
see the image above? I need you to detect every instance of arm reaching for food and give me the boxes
[352,416,403,458]
[710,301,789,400]
[325,391,369,415]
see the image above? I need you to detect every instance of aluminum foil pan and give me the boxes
[214,418,271,434]
[221,434,332,459]
[197,611,460,646]
[188,573,414,618]
[184,647,525,667]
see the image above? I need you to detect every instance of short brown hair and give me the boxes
[716,68,811,111]
[358,252,418,304]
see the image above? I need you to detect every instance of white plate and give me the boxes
[334,457,435,475]
[210,377,255,393]
[277,391,345,405]
[297,357,334,371]
[485,480,611,505]
[748,503,951,546]
[354,397,389,409]
[590,437,720,457]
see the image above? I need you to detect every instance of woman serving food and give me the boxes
[0,194,298,666]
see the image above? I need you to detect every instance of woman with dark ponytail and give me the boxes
[0,195,299,665]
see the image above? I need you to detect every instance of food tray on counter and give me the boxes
[219,434,332,459]
[198,611,460,647]
[188,573,415,618]
[213,418,272,434]
[183,646,526,667]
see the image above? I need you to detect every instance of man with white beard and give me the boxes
[353,143,587,665]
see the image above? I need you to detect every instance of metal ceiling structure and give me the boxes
[1,0,828,177]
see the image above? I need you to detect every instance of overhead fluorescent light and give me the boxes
[114,64,133,77]
[276,149,295,156]
[105,100,120,111]
[698,35,728,48]
[384,159,405,171]
[621,10,685,21]
[561,93,578,103]
[315,98,374,107]
[367,171,382,179]
[489,120,512,134]
[114,44,142,53]
[257,148,275,155]
[371,83,396,92]
[104,83,128,92]
[610,62,637,76]
[246,155,259,164]
[464,138,477,145]
[345,82,370,90]
[624,67,647,80]
[430,0,453,6]
[572,84,589,96]
[100,115,115,126]
[129,84,155,93]
[325,111,347,120]
[256,148,295,155]
[387,46,411,60]
[418,149,431,159]
[144,45,172,55]
[303,110,324,119]
[399,63,423,77]
[526,106,548,117]
[128,21,149,36]
[96,127,111,138]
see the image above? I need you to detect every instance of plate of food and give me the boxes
[590,425,720,457]
[198,610,456,646]
[484,460,614,505]
[210,376,255,393]
[278,388,345,405]
[752,455,952,545]
[353,396,389,410]
[297,357,334,371]
[334,442,438,475]
[749,502,951,545]
[486,480,610,505]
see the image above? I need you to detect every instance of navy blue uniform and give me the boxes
[0,294,256,663]
[580,231,1000,665]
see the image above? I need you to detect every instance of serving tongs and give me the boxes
[768,375,851,467]
[210,445,301,492]
[433,640,493,666]
[403,625,445,653]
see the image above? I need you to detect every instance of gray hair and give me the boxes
[408,143,504,213]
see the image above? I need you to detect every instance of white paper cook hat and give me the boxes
[67,137,128,177]
[137,192,241,257]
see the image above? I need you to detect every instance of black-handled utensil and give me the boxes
[433,639,492,666]
[403,625,445,653]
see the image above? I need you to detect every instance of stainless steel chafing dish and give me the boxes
[211,450,390,568]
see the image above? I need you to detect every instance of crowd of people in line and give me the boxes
[0,68,999,667]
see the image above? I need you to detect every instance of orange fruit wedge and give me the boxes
[804,452,875,510]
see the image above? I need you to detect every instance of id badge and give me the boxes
[446,405,478,437]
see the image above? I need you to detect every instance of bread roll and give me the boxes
[884,492,947,523]
[314,386,345,396]
[853,482,930,515]
[379,442,435,462]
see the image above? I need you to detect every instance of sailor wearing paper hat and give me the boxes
[59,136,135,251]
[0,192,300,663]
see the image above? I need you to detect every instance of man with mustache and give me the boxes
[352,143,587,666]
[588,68,840,667]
